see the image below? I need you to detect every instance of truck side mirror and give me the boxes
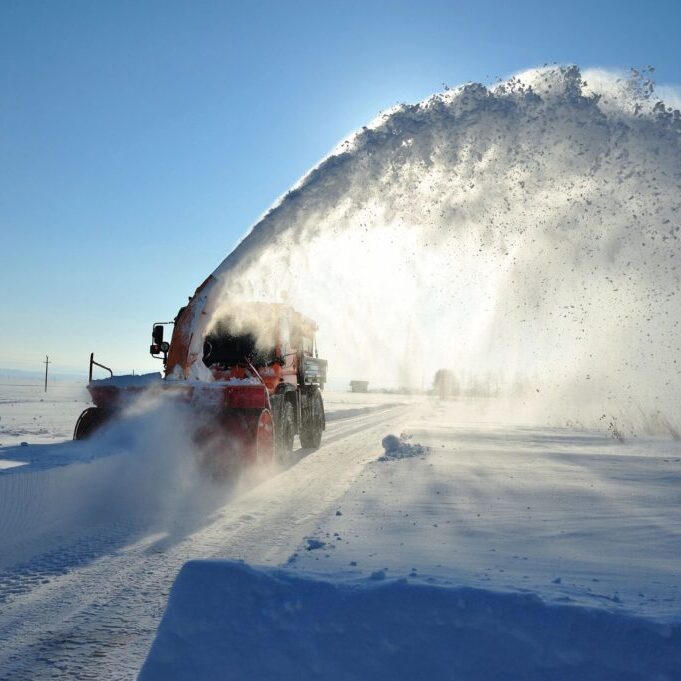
[152,325,164,344]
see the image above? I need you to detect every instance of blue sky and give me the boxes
[2,0,681,375]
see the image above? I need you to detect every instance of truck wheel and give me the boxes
[73,407,109,440]
[251,409,275,466]
[276,401,295,459]
[300,389,324,449]
[204,409,274,478]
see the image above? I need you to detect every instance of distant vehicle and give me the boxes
[74,287,327,475]
[350,380,369,393]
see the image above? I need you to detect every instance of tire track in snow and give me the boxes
[0,402,413,681]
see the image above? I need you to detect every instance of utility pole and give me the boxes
[44,355,50,392]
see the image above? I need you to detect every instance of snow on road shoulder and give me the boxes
[289,400,681,622]
[0,389,407,578]
[139,398,681,678]
[140,559,681,681]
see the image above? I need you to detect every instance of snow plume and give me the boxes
[0,396,208,570]
[97,394,216,526]
[0,387,283,570]
[98,389,278,521]
[201,66,680,429]
[113,383,281,504]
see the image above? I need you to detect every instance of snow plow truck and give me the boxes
[74,279,327,474]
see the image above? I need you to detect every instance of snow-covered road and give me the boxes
[1,384,680,679]
[0,389,416,680]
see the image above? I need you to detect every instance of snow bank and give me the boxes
[140,559,681,681]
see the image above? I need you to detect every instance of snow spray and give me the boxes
[200,66,680,432]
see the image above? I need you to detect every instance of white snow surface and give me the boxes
[139,398,681,680]
[290,400,681,621]
[0,387,416,679]
[1,383,679,679]
[0,381,89,449]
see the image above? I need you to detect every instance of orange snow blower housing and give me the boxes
[74,278,327,474]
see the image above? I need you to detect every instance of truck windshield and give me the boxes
[202,322,273,368]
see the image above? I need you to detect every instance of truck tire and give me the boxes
[201,408,274,478]
[247,408,275,466]
[300,389,324,449]
[276,401,295,459]
[73,407,109,440]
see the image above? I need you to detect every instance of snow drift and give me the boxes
[139,559,681,681]
[183,65,681,431]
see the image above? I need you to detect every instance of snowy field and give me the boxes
[0,381,680,679]
[0,381,90,450]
